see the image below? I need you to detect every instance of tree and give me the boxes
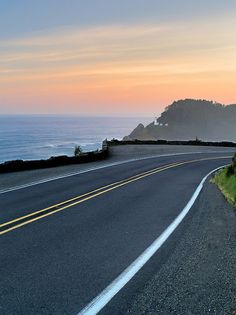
[74,145,82,156]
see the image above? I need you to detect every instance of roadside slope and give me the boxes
[213,154,236,208]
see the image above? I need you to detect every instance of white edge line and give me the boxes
[78,164,228,315]
[0,150,234,194]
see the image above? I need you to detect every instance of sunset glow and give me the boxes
[0,1,236,115]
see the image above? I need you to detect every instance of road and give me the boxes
[0,152,233,314]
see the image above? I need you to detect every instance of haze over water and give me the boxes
[0,115,151,163]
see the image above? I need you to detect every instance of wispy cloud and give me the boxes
[1,17,236,71]
[0,15,236,113]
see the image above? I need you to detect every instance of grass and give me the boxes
[213,158,236,208]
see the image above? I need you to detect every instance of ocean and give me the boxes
[0,115,151,163]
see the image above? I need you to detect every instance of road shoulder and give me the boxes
[126,179,236,315]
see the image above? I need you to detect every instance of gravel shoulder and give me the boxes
[126,179,236,315]
[0,145,234,192]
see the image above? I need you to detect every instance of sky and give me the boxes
[0,0,236,116]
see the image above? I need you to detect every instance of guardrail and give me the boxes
[0,149,109,173]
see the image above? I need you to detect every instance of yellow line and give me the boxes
[0,156,230,235]
[0,161,180,228]
[0,163,184,235]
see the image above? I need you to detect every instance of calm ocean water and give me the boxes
[0,115,151,163]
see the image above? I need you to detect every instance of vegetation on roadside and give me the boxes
[74,145,83,156]
[213,153,236,207]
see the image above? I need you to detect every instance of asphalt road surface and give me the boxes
[0,152,233,314]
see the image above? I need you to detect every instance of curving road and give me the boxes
[0,151,233,314]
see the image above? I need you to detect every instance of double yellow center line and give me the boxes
[0,156,230,235]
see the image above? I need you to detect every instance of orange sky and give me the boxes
[0,13,236,115]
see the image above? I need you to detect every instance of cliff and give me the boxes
[124,99,236,142]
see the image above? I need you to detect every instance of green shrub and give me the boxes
[232,153,236,175]
[213,168,236,207]
[226,165,234,176]
[226,153,236,176]
[213,153,236,208]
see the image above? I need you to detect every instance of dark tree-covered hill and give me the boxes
[124,99,236,142]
